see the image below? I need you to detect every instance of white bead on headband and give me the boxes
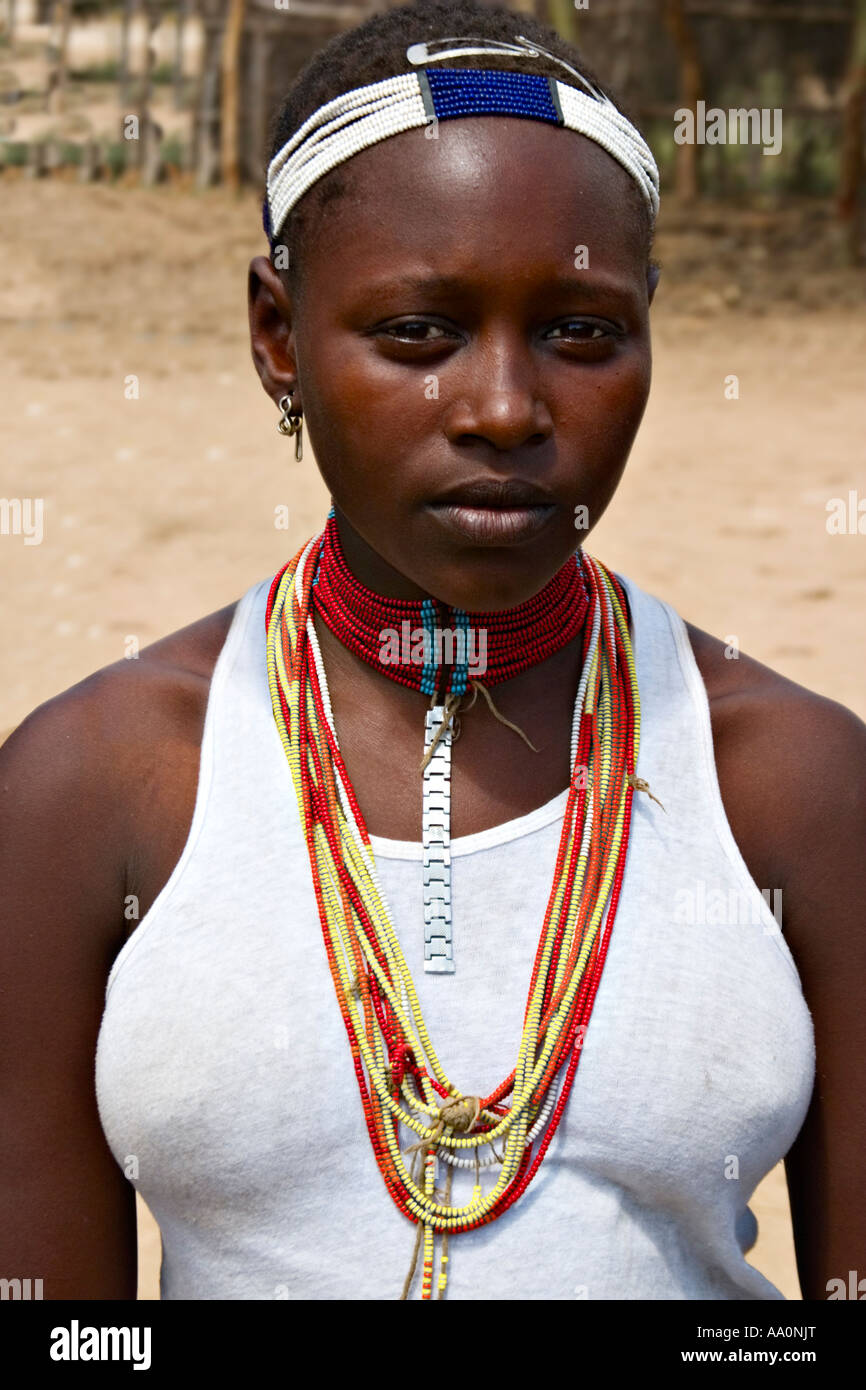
[264,33,660,247]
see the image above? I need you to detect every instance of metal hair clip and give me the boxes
[406,34,612,106]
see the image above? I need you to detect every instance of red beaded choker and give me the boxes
[310,510,590,700]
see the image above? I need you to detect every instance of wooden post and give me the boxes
[130,0,147,172]
[838,0,866,264]
[544,0,578,43]
[141,0,162,185]
[49,0,71,116]
[247,21,268,184]
[26,142,46,178]
[119,0,134,111]
[220,0,246,192]
[78,138,99,181]
[195,9,220,188]
[663,0,703,202]
[174,0,190,112]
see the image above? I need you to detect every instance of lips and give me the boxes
[429,478,555,510]
[427,478,556,546]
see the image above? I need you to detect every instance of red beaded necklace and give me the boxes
[310,509,590,699]
[265,525,643,1299]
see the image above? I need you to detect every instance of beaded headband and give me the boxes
[263,34,660,248]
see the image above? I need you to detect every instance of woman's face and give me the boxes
[250,116,658,609]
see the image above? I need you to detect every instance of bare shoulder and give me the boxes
[683,619,866,956]
[0,599,241,938]
[2,600,238,787]
[684,619,866,790]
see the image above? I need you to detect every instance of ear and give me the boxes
[248,255,300,408]
[646,261,661,305]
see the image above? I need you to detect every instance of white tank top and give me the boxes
[95,567,815,1300]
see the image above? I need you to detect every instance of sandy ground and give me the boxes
[1,176,864,1300]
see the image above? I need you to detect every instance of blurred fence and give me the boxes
[1,0,864,256]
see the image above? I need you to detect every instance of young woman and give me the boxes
[1,0,864,1302]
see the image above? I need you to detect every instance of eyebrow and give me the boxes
[359,272,638,307]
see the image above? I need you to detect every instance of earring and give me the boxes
[277,389,304,461]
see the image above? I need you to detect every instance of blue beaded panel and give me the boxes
[425,68,561,126]
[312,506,336,588]
[450,609,470,697]
[419,598,438,695]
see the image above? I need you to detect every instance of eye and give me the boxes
[379,320,453,344]
[546,320,611,342]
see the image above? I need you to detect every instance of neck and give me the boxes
[331,506,430,600]
[310,508,590,699]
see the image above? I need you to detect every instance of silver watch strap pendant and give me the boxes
[422,704,455,973]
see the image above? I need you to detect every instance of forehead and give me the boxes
[296,116,646,287]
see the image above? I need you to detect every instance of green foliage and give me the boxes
[104,140,127,176]
[71,62,120,82]
[159,136,186,166]
[646,109,841,200]
[72,60,177,85]
[0,141,28,166]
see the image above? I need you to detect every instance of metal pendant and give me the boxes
[422,704,455,973]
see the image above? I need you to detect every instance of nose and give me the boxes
[442,331,554,452]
